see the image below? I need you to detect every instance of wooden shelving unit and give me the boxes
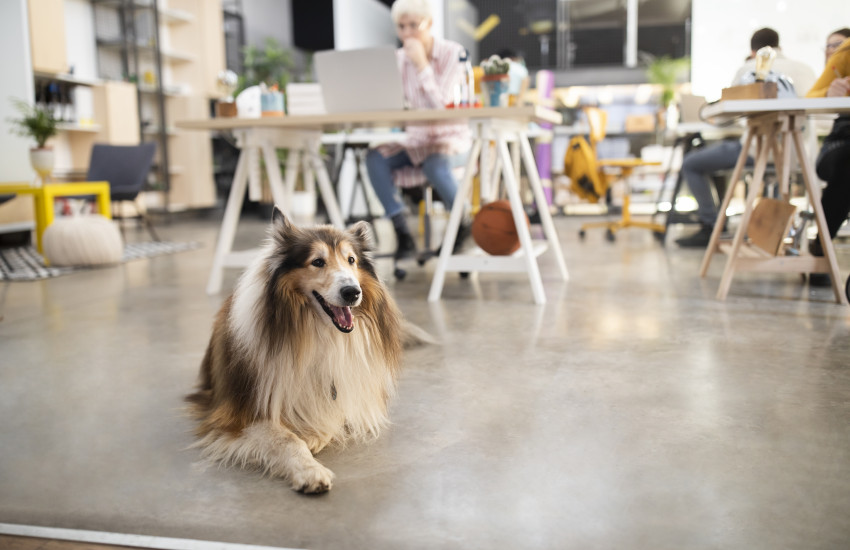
[91,0,225,212]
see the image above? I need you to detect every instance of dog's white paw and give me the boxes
[290,459,335,494]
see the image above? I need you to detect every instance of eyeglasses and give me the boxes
[826,41,845,52]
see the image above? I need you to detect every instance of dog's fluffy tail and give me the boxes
[401,320,438,348]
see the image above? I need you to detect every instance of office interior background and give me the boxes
[1,1,850,549]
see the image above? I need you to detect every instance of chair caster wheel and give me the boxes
[394,267,407,280]
[605,228,616,242]
[578,229,586,239]
[460,271,470,279]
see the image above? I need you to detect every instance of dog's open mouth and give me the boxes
[312,291,354,333]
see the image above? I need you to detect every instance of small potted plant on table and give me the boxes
[480,55,511,107]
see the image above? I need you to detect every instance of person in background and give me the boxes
[804,28,850,286]
[497,48,530,105]
[365,0,472,260]
[675,28,816,247]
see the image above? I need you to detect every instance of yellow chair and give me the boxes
[577,107,665,241]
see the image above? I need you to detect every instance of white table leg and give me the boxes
[428,138,482,302]
[261,142,289,210]
[207,148,250,295]
[496,134,546,304]
[283,149,301,210]
[306,147,345,228]
[519,131,568,281]
[247,146,262,202]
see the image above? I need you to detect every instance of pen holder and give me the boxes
[261,91,285,117]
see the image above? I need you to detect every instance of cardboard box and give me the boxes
[625,114,656,133]
[721,82,777,100]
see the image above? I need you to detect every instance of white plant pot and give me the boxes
[30,148,54,182]
[290,190,317,224]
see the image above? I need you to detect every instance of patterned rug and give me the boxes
[0,241,202,281]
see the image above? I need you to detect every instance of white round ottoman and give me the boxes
[42,215,124,267]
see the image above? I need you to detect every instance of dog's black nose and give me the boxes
[340,285,361,304]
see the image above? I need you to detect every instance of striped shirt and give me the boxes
[376,38,472,188]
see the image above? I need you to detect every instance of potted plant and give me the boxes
[645,56,690,130]
[8,98,59,181]
[480,55,511,107]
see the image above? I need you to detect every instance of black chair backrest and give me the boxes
[86,143,157,202]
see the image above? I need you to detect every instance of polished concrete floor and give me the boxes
[1,212,849,550]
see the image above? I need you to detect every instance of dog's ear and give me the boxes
[347,221,374,250]
[272,205,293,235]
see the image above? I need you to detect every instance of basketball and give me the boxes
[471,200,528,255]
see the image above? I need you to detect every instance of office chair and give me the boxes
[576,107,664,242]
[86,142,159,241]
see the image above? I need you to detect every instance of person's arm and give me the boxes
[807,38,850,97]
[405,41,463,109]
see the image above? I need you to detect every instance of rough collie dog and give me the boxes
[187,208,410,493]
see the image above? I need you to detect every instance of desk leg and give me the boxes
[306,148,345,228]
[519,131,568,281]
[428,138,482,302]
[260,142,289,209]
[700,129,754,277]
[791,129,848,305]
[496,134,545,304]
[716,128,774,300]
[207,148,250,295]
[95,188,112,220]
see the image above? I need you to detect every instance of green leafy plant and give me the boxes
[645,56,690,108]
[237,38,296,94]
[8,98,58,149]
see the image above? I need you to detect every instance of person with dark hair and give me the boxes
[675,28,816,247]
[804,28,850,286]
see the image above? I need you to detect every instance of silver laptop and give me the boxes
[314,46,406,113]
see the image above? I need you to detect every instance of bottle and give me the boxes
[459,50,475,107]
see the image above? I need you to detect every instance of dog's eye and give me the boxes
[311,258,325,268]
[348,256,356,265]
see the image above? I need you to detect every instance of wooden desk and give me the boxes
[0,181,111,253]
[699,97,850,304]
[177,106,569,303]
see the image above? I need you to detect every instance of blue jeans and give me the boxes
[365,150,465,219]
[682,140,750,227]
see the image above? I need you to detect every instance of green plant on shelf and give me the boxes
[645,55,691,108]
[7,98,58,149]
[238,38,296,94]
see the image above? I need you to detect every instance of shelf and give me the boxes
[143,127,178,136]
[138,84,187,96]
[33,71,102,87]
[91,0,194,25]
[56,122,102,133]
[96,40,194,64]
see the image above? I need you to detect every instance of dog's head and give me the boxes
[267,207,377,334]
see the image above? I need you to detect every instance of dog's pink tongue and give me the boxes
[331,305,353,328]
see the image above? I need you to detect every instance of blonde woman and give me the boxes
[805,29,850,286]
[365,0,472,260]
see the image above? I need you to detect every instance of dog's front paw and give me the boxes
[290,459,335,494]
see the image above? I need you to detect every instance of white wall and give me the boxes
[243,0,293,49]
[333,0,395,50]
[692,0,848,101]
[0,0,35,182]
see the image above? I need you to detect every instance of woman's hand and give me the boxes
[403,38,429,71]
[826,76,850,97]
